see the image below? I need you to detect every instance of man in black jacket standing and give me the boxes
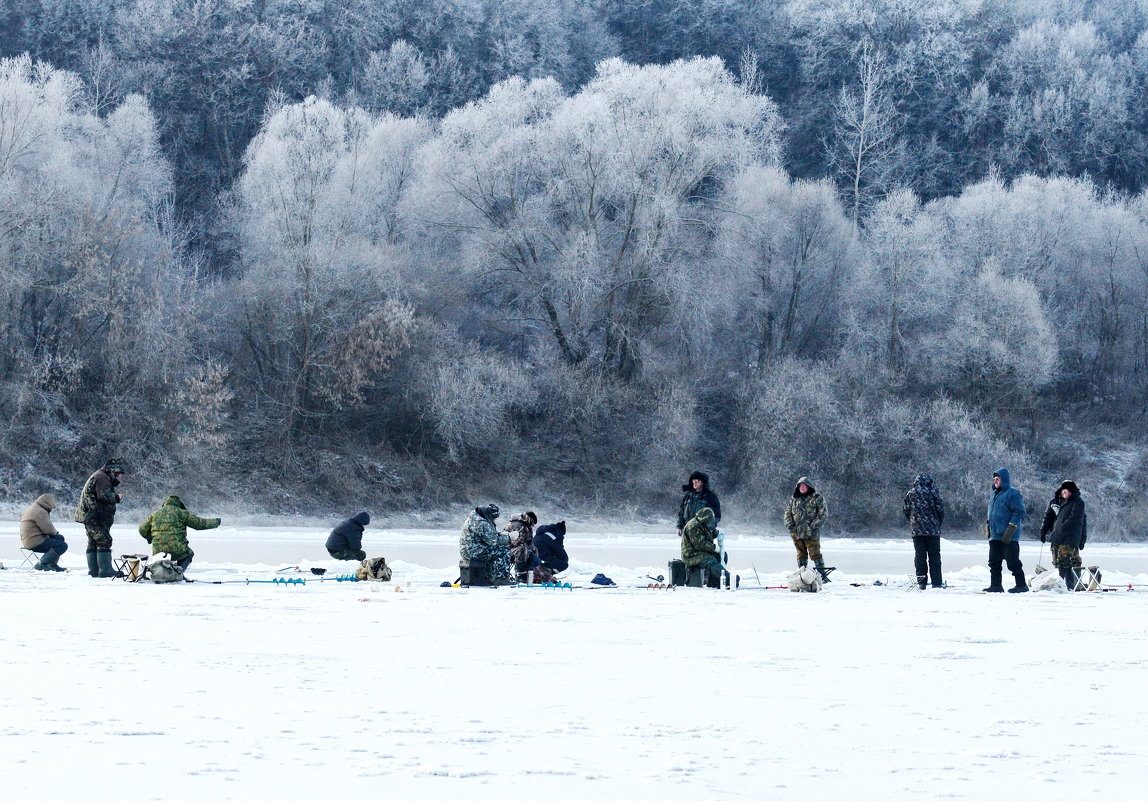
[1046,481,1086,591]
[677,471,721,535]
[326,512,370,561]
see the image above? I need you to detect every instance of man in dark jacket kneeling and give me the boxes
[326,512,370,561]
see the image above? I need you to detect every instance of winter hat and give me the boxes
[682,470,710,492]
[1057,480,1080,497]
[477,503,500,522]
[104,458,126,475]
[354,511,371,526]
[523,511,538,525]
[793,476,815,496]
[695,507,715,525]
[591,573,616,586]
[536,521,566,540]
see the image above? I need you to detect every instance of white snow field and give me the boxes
[4,523,1148,800]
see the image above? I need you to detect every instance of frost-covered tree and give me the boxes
[413,57,785,380]
[715,165,854,368]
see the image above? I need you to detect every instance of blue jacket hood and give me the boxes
[993,468,1011,491]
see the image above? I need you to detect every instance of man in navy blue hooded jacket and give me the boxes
[985,468,1027,593]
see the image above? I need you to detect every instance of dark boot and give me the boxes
[1066,568,1080,591]
[87,551,99,577]
[1007,573,1029,593]
[983,565,1003,592]
[96,551,121,578]
[814,560,833,583]
[35,549,66,572]
[917,575,928,590]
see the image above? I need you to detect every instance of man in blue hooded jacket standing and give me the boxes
[985,468,1028,593]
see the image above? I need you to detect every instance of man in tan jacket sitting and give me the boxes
[20,494,69,572]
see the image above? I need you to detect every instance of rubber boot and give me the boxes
[916,575,928,590]
[87,551,99,577]
[1007,570,1029,593]
[983,565,1003,592]
[35,549,66,572]
[1066,568,1080,591]
[96,551,120,578]
[814,559,832,583]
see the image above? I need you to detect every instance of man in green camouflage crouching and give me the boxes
[784,476,832,582]
[139,495,222,573]
[681,507,729,587]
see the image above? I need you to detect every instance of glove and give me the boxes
[984,522,990,539]
[1002,524,1017,544]
[1079,534,1086,550]
[1040,532,1047,543]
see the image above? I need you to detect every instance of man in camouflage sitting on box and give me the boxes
[459,503,513,586]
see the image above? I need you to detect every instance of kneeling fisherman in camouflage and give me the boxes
[681,507,729,587]
[139,496,222,572]
[459,504,512,585]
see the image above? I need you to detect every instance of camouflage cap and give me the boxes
[104,458,126,474]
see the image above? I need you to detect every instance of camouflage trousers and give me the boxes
[466,541,512,584]
[85,523,113,553]
[328,548,367,561]
[792,536,823,564]
[1051,543,1082,569]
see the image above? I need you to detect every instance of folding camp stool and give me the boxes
[114,554,151,583]
[19,548,39,570]
[1076,565,1102,591]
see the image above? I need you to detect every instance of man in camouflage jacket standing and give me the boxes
[784,476,831,582]
[904,473,945,589]
[74,458,126,578]
[459,504,512,585]
[139,495,222,571]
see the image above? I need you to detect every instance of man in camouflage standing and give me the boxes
[459,503,513,586]
[904,473,945,589]
[784,476,832,582]
[75,458,126,578]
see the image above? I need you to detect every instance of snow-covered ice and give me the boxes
[3,523,1148,799]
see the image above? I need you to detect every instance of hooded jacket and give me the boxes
[1049,481,1086,549]
[460,508,506,561]
[987,468,1025,541]
[20,494,60,548]
[681,507,718,567]
[677,471,721,530]
[784,477,827,540]
[138,495,222,561]
[903,474,945,537]
[74,467,122,526]
[325,512,371,552]
[534,521,569,572]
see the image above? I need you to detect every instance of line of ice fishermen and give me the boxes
[673,468,1089,593]
[17,459,1088,593]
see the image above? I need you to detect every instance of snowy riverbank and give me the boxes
[3,529,1148,799]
